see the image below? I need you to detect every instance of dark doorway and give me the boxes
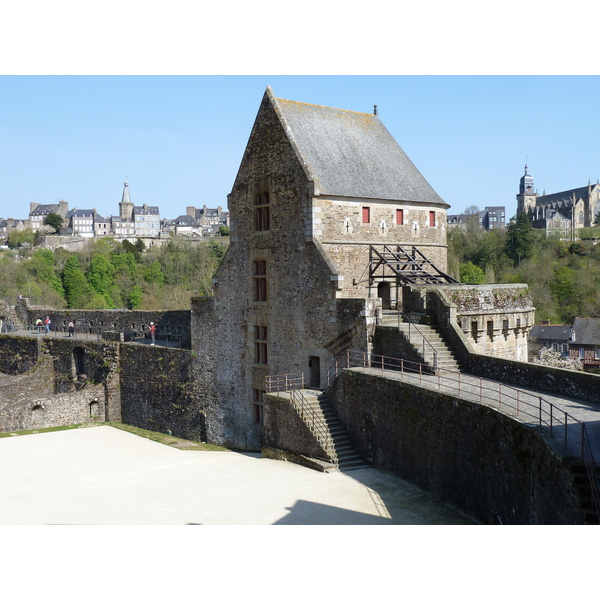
[309,356,320,388]
[73,347,87,377]
[377,281,392,309]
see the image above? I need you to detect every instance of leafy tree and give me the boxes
[143,259,165,286]
[218,225,230,236]
[43,213,64,233]
[26,249,64,297]
[62,255,93,308]
[88,253,115,307]
[459,261,486,284]
[127,285,144,309]
[7,228,35,250]
[121,239,142,262]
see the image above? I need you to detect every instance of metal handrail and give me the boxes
[265,372,335,460]
[397,309,439,371]
[328,349,600,523]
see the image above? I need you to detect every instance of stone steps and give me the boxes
[387,319,462,372]
[296,392,368,472]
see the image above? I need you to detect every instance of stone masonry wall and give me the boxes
[262,392,331,461]
[119,344,204,441]
[329,369,585,524]
[0,349,109,432]
[403,284,535,361]
[0,335,121,431]
[18,299,191,348]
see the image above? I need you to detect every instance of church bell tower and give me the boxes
[516,164,537,215]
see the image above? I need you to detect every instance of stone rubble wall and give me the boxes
[329,369,585,525]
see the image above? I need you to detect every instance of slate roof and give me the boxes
[173,215,198,226]
[134,205,159,216]
[269,88,447,206]
[529,324,572,342]
[31,203,60,216]
[69,209,95,218]
[536,186,589,206]
[571,318,600,345]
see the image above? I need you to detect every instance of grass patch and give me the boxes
[106,422,229,452]
[0,421,230,452]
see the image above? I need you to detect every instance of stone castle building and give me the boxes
[191,87,534,450]
[516,164,600,237]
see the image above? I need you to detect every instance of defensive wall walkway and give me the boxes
[1,327,183,348]
[332,351,600,464]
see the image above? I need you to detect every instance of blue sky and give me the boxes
[2,75,600,223]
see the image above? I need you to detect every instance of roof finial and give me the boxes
[373,105,378,116]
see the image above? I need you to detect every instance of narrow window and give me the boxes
[253,260,267,302]
[362,206,370,224]
[254,325,268,364]
[579,347,585,359]
[255,192,270,231]
[396,209,404,225]
[253,389,264,425]
[429,211,436,227]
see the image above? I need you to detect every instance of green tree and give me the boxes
[7,228,35,251]
[26,249,64,297]
[143,259,165,286]
[43,213,64,233]
[506,213,537,266]
[127,285,144,309]
[62,255,93,308]
[459,261,486,284]
[88,253,115,307]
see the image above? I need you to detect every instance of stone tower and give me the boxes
[119,182,134,221]
[516,164,537,215]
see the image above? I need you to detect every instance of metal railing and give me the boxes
[396,309,439,371]
[328,349,600,522]
[265,372,335,458]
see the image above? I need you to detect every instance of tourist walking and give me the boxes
[149,322,156,346]
[44,316,51,334]
[68,321,75,337]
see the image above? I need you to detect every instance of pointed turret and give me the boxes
[119,182,134,221]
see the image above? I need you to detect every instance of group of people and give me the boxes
[30,317,157,344]
[34,317,75,337]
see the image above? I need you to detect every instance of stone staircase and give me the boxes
[296,389,369,472]
[377,311,462,372]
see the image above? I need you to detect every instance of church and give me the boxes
[516,164,600,237]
